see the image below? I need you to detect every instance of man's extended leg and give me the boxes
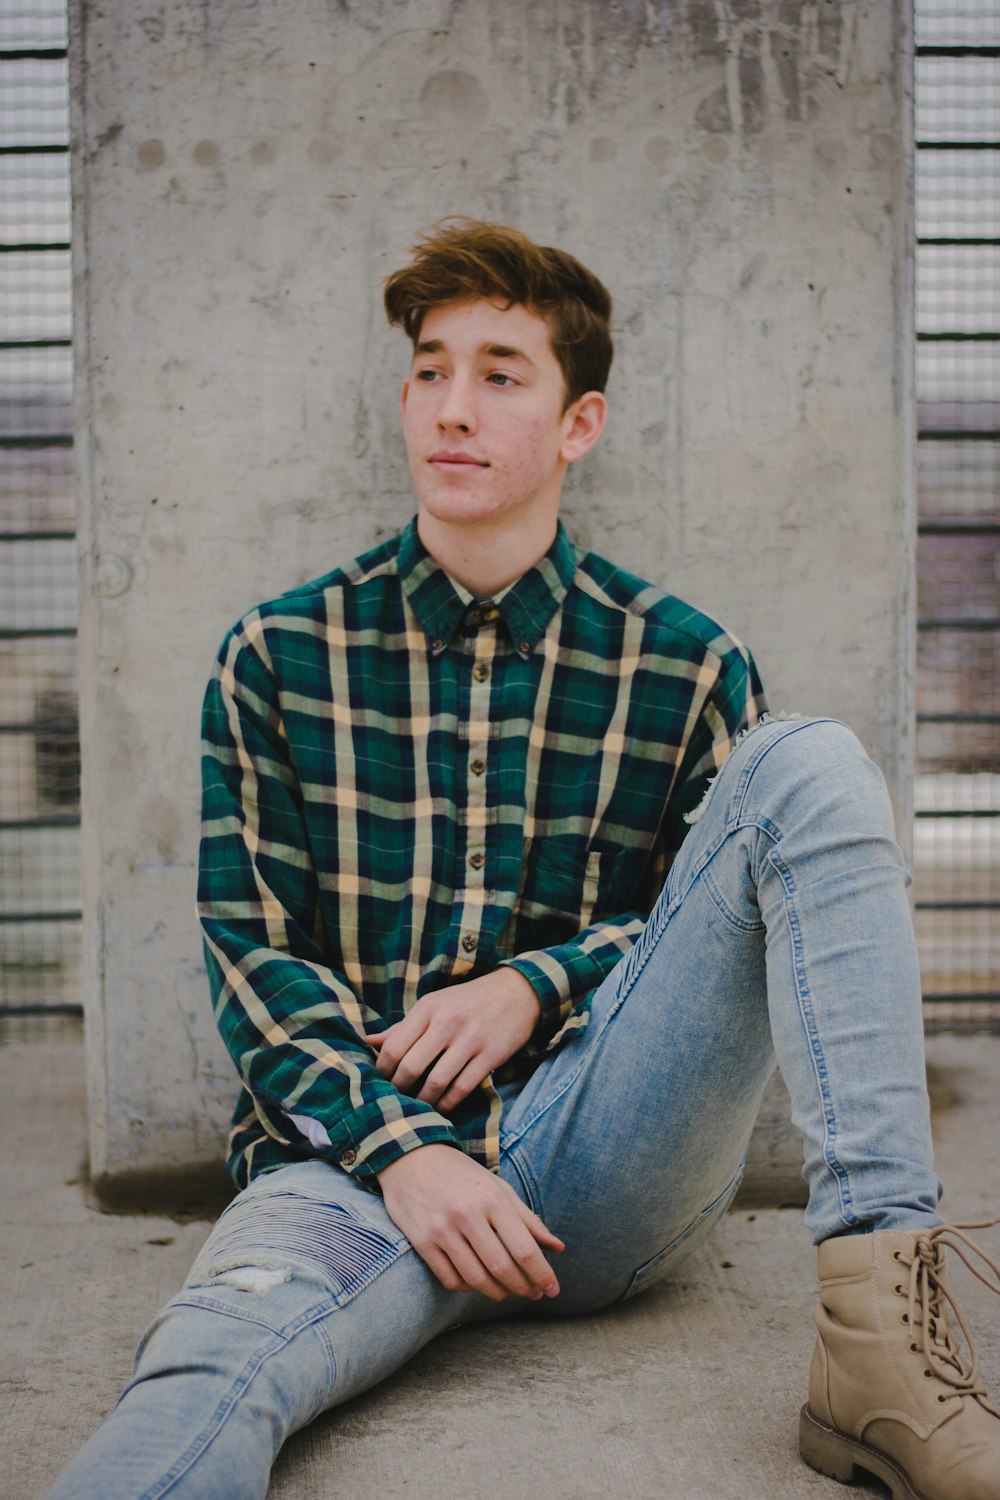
[46,1161,486,1500]
[496,716,998,1499]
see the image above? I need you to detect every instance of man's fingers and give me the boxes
[440,1233,522,1302]
[417,1243,479,1298]
[521,1206,566,1254]
[417,1044,484,1107]
[464,1218,553,1301]
[372,1016,434,1084]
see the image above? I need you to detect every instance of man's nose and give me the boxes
[436,376,477,432]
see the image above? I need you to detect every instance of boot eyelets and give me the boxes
[922,1369,934,1380]
[937,1393,948,1403]
[894,1283,906,1295]
[909,1342,920,1353]
[891,1250,902,1261]
[901,1313,910,1324]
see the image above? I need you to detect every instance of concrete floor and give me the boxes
[2,1018,998,1500]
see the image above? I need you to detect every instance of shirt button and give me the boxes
[473,662,489,682]
[469,850,485,869]
[470,758,486,776]
[518,640,531,655]
[462,934,478,952]
[431,638,444,652]
[340,1148,357,1167]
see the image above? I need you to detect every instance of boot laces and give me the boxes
[896,1219,1000,1416]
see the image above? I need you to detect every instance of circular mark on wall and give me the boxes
[94,554,134,599]
[590,136,617,163]
[643,136,673,173]
[418,70,489,126]
[192,139,220,168]
[136,139,166,171]
[250,139,276,165]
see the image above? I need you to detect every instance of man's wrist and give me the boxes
[375,1140,457,1190]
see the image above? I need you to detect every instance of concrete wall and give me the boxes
[71,0,914,1184]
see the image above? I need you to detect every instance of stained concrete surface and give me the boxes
[2,1018,998,1500]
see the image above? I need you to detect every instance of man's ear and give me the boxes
[560,391,608,466]
[400,377,410,416]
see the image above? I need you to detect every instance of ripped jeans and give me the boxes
[49,718,942,1499]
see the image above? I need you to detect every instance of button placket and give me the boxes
[454,617,496,971]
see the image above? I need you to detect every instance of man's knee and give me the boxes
[741,717,899,847]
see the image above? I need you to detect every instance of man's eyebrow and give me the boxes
[484,342,535,365]
[412,338,536,366]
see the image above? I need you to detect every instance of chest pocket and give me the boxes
[510,837,647,948]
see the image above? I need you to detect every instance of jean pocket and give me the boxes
[619,1165,744,1302]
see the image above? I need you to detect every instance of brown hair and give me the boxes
[384,217,613,409]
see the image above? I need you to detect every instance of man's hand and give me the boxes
[368,968,541,1113]
[376,1144,564,1302]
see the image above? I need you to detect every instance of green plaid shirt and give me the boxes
[199,520,766,1188]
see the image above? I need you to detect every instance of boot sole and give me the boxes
[799,1405,925,1500]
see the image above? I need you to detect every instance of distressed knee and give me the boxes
[187,1191,407,1306]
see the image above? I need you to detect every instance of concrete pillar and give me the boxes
[70,0,913,1186]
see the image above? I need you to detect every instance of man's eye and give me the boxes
[487,372,515,387]
[415,368,440,382]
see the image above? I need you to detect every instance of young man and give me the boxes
[52,220,998,1500]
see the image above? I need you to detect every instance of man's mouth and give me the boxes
[428,450,489,467]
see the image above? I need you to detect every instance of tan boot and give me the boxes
[799,1221,1000,1500]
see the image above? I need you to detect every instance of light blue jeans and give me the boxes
[50,718,942,1499]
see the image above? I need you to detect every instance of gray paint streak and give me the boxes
[69,0,915,1179]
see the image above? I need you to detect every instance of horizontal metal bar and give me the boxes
[0,48,68,61]
[0,814,79,832]
[917,141,1000,151]
[0,144,69,156]
[0,242,70,254]
[915,899,1000,911]
[0,339,71,351]
[0,1005,83,1019]
[917,332,1000,343]
[0,910,81,924]
[918,429,1000,441]
[0,720,77,735]
[915,808,1000,818]
[0,627,76,640]
[917,238,1000,248]
[918,711,1000,724]
[916,45,1000,57]
[0,531,76,543]
[0,434,73,449]
[918,521,1000,535]
[922,993,1000,1006]
[917,618,1000,629]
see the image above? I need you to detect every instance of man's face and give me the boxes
[400,299,584,534]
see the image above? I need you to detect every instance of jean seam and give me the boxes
[730,717,839,825]
[766,843,859,1229]
[134,1302,337,1499]
[619,1161,746,1301]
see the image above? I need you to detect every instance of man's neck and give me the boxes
[416,512,559,598]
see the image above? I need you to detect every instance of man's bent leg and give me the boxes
[500,718,998,1500]
[47,1161,481,1500]
[498,717,942,1313]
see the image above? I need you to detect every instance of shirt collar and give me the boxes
[397,518,577,660]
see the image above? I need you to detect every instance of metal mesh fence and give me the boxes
[0,0,79,1016]
[914,0,1000,1030]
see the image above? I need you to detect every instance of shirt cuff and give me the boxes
[321,1102,460,1180]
